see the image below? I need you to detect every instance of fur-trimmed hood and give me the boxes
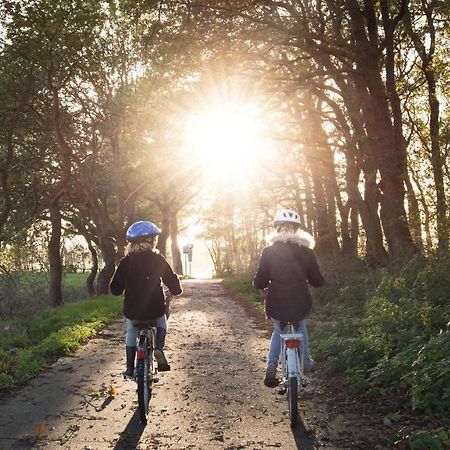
[270,230,315,249]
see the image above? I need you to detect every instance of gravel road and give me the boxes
[0,280,386,450]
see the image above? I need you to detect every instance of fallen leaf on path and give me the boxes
[107,385,118,396]
[36,421,46,438]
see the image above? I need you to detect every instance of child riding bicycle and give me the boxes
[253,209,325,387]
[110,220,182,376]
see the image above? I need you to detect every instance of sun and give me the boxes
[185,102,271,184]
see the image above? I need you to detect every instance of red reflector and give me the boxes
[285,339,299,348]
[136,350,145,359]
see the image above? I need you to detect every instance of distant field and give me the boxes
[0,271,93,318]
[62,272,90,289]
[0,271,89,287]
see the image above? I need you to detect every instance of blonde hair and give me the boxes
[276,223,298,234]
[125,237,157,255]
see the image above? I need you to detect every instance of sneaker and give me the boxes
[264,363,279,387]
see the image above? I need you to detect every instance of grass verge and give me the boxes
[0,294,122,391]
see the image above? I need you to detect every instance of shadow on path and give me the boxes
[291,415,318,449]
[112,410,146,450]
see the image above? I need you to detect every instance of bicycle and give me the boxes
[133,323,158,424]
[279,321,304,427]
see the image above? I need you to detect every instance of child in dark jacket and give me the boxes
[253,209,324,386]
[110,220,182,376]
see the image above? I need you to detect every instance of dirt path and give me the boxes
[0,280,387,449]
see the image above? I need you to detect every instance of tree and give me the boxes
[403,0,449,253]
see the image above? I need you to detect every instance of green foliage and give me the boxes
[409,330,450,416]
[224,257,450,430]
[0,294,122,390]
[312,259,450,426]
[408,428,450,450]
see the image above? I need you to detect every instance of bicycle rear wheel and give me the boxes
[287,376,298,427]
[136,339,152,424]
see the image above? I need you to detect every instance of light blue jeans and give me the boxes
[267,318,313,368]
[125,315,167,347]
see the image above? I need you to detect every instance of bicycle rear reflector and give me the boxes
[137,350,145,359]
[285,339,300,348]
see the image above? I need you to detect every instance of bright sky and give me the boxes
[184,100,274,188]
[179,89,279,277]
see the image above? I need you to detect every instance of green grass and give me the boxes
[0,294,123,391]
[62,272,90,289]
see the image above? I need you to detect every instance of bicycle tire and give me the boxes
[137,358,151,424]
[287,376,298,427]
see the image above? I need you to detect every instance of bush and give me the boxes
[408,428,450,450]
[409,330,450,416]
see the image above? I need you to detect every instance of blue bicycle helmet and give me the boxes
[126,220,161,242]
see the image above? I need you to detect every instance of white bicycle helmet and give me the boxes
[273,209,301,227]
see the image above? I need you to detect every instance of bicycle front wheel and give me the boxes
[136,359,151,424]
[287,376,298,427]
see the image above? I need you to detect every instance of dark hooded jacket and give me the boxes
[253,231,324,321]
[110,250,182,321]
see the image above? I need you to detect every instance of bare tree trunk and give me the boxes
[89,204,117,295]
[346,152,388,265]
[302,170,315,235]
[97,233,116,295]
[170,211,183,275]
[404,5,448,253]
[303,95,340,255]
[425,69,448,253]
[156,208,170,257]
[344,0,417,258]
[48,202,63,307]
[410,166,433,252]
[350,204,359,255]
[86,238,98,297]
[405,172,423,251]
